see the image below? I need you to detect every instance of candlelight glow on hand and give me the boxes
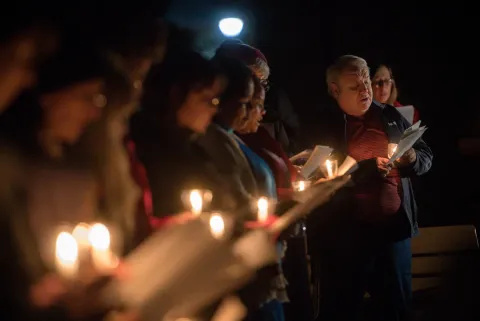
[209,213,225,239]
[257,197,269,222]
[388,143,398,159]
[55,232,79,278]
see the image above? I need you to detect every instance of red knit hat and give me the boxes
[216,39,270,81]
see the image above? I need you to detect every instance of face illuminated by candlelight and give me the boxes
[257,197,269,222]
[209,213,225,239]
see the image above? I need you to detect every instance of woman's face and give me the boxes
[229,78,255,131]
[40,79,106,144]
[240,80,266,133]
[176,76,226,133]
[372,66,393,104]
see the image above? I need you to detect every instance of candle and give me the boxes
[209,213,225,239]
[55,232,79,279]
[88,223,118,272]
[72,223,90,250]
[388,143,398,159]
[257,197,269,222]
[322,159,338,179]
[189,190,203,216]
[326,160,333,178]
[292,180,311,192]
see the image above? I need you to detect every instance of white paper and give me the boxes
[389,123,428,164]
[396,105,415,124]
[300,145,333,179]
[103,218,276,321]
[337,156,358,176]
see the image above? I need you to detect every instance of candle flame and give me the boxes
[72,223,90,247]
[190,190,203,215]
[209,214,225,239]
[88,223,110,250]
[257,197,269,222]
[56,232,79,263]
[298,181,305,191]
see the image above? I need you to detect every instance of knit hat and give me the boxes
[215,39,270,81]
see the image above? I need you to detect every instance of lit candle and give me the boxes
[298,181,305,191]
[55,232,79,279]
[72,223,90,250]
[257,197,269,222]
[190,190,203,216]
[326,160,333,179]
[209,213,225,239]
[388,143,398,159]
[88,223,118,272]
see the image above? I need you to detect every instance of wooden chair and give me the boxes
[411,225,479,316]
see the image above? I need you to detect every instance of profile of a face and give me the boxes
[40,79,106,144]
[333,71,372,117]
[230,78,254,131]
[176,76,225,133]
[240,79,266,134]
[372,66,393,104]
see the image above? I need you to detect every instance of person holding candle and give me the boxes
[130,48,233,221]
[0,38,133,320]
[309,55,433,321]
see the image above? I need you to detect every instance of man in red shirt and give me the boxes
[311,55,432,321]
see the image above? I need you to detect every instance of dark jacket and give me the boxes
[308,101,432,245]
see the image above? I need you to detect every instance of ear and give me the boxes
[330,83,340,98]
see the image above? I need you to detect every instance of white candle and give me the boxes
[326,160,333,179]
[209,213,225,239]
[190,190,203,216]
[55,232,79,279]
[257,197,269,222]
[88,223,118,272]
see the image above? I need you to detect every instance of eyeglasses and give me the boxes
[372,78,393,88]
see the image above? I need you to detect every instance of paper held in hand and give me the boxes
[388,120,428,164]
[102,219,277,321]
[296,145,333,179]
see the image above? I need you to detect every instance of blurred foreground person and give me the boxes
[309,55,432,321]
[0,46,134,321]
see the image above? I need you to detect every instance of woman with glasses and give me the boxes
[371,64,420,124]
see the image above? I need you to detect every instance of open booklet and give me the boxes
[388,120,428,164]
[101,177,352,321]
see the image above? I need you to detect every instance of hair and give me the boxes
[326,55,370,96]
[214,56,253,105]
[139,50,221,123]
[372,64,398,105]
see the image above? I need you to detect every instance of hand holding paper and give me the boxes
[388,121,427,164]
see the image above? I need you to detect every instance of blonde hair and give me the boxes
[326,55,370,96]
[373,64,398,105]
